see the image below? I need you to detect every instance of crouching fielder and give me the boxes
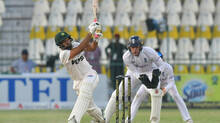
[104,36,166,123]
[128,52,193,123]
[55,22,105,123]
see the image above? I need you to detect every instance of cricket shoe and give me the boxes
[90,119,106,123]
[68,116,77,123]
[186,119,193,123]
[90,109,106,123]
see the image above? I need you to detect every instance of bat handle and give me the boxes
[93,18,101,38]
[93,18,97,22]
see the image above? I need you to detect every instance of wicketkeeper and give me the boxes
[104,36,166,123]
[127,51,193,123]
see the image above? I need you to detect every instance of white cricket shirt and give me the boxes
[159,62,175,90]
[123,46,166,75]
[59,42,95,80]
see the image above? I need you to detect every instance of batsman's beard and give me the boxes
[61,43,72,50]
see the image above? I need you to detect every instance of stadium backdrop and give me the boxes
[0,73,219,109]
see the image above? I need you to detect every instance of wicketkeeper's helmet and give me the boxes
[127,36,142,51]
[55,31,72,47]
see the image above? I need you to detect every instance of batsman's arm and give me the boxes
[68,21,101,59]
[69,33,93,59]
[84,32,102,51]
[84,40,98,52]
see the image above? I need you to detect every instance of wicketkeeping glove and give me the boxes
[138,74,152,88]
[151,69,161,88]
[152,69,161,77]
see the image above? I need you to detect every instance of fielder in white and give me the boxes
[55,22,105,123]
[104,36,166,123]
[128,51,193,123]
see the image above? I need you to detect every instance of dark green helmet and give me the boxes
[55,31,71,46]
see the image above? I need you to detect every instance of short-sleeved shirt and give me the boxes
[59,42,95,80]
[12,58,36,73]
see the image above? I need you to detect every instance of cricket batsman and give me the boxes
[128,51,193,123]
[104,36,166,123]
[55,22,105,123]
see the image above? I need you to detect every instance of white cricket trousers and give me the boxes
[68,72,104,123]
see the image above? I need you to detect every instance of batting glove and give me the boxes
[94,32,103,42]
[88,22,101,34]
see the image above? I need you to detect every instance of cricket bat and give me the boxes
[92,0,101,38]
[92,0,98,22]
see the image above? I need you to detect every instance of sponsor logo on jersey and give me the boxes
[183,80,207,102]
[144,58,148,62]
[71,56,84,65]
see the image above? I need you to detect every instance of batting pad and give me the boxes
[149,89,163,123]
[104,91,117,123]
[68,81,94,123]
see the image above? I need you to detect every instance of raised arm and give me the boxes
[84,33,102,52]
[69,33,93,59]
[69,22,101,59]
[84,41,98,52]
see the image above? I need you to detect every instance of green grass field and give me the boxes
[0,109,220,123]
